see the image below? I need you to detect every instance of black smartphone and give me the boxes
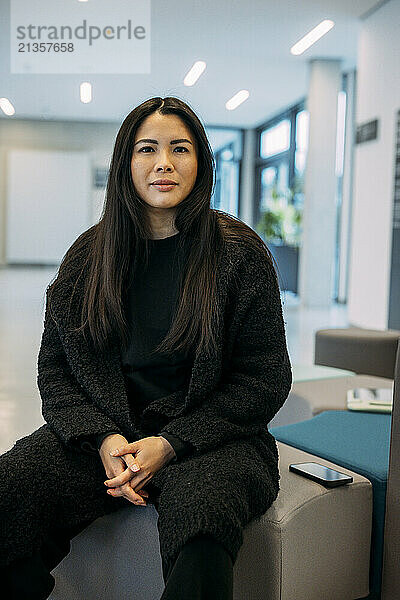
[289,462,353,488]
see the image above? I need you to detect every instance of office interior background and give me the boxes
[0,0,398,450]
[1,0,400,598]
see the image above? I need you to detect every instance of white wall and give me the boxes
[0,119,121,265]
[6,149,91,264]
[348,0,400,328]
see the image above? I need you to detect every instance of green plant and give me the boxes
[255,179,303,247]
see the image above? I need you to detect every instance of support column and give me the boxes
[299,58,342,307]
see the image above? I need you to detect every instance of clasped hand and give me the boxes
[99,434,175,506]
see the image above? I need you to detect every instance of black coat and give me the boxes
[33,230,292,577]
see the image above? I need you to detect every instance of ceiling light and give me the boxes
[184,61,206,86]
[291,20,335,55]
[0,98,15,116]
[226,90,249,111]
[80,82,92,103]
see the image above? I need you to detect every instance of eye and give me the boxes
[138,146,189,153]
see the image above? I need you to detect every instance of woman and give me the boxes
[0,96,292,599]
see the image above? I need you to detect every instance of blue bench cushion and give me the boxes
[269,410,392,600]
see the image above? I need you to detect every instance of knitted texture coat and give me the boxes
[1,227,292,579]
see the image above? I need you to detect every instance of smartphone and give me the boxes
[289,462,353,488]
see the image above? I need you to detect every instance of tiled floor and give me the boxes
[0,266,348,455]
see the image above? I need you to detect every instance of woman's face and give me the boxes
[131,112,198,211]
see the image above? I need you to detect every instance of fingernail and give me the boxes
[130,464,140,472]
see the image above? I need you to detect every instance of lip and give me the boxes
[151,184,177,191]
[151,179,177,185]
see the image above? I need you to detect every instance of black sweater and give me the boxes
[37,215,293,579]
[80,231,194,461]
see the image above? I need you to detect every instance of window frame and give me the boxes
[254,100,306,228]
[207,125,244,218]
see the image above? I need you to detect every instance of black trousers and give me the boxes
[0,425,234,599]
[2,512,234,600]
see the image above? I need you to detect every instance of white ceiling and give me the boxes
[0,0,384,128]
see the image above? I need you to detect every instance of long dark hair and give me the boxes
[48,96,281,359]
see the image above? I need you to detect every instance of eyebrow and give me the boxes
[134,138,193,146]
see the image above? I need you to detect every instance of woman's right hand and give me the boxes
[99,433,149,506]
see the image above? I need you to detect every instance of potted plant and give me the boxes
[255,179,303,293]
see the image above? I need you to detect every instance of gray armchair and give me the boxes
[314,326,400,379]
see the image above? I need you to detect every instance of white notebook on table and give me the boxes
[347,385,394,414]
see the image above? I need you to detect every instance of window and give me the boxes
[254,101,307,239]
[260,163,289,212]
[260,119,291,158]
[207,128,243,217]
[295,110,309,177]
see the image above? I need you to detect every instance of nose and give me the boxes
[154,148,174,172]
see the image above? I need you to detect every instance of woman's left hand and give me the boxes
[103,436,175,499]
